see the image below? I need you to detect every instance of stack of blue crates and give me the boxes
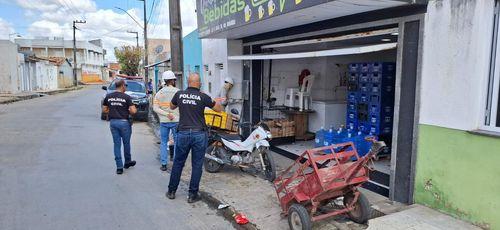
[347,62,396,155]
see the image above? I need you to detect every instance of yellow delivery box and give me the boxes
[204,108,228,129]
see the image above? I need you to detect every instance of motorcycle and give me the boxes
[204,110,277,182]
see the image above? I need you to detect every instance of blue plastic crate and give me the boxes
[370,72,395,84]
[359,83,370,93]
[369,104,393,115]
[369,83,394,95]
[369,113,393,125]
[360,63,370,73]
[359,93,369,103]
[346,119,358,130]
[358,122,370,133]
[347,101,357,111]
[369,123,393,135]
[349,63,360,73]
[348,92,358,102]
[348,73,358,82]
[359,73,370,83]
[370,62,396,73]
[347,111,357,120]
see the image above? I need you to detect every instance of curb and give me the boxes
[147,118,260,230]
[0,86,84,104]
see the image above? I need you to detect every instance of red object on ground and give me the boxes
[233,213,249,225]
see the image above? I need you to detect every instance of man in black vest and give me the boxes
[102,79,137,174]
[166,73,222,203]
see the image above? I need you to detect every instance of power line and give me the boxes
[147,0,157,23]
[66,0,86,19]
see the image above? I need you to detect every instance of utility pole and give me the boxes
[169,0,183,87]
[127,31,139,48]
[139,0,149,81]
[73,20,86,87]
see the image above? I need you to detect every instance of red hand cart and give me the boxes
[273,138,386,230]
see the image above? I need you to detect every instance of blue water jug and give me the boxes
[315,127,325,147]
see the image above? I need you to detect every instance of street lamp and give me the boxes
[127,31,139,48]
[114,7,144,29]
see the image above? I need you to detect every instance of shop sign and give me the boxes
[197,0,327,37]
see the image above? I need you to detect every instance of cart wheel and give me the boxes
[204,146,224,173]
[343,192,371,224]
[288,204,312,230]
[261,150,277,182]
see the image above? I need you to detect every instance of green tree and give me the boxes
[114,46,142,76]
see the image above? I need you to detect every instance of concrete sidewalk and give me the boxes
[368,205,482,230]
[149,122,479,229]
[0,86,84,104]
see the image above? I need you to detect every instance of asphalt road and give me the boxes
[0,86,233,230]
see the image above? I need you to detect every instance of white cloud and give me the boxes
[12,0,199,61]
[0,18,15,39]
[16,0,96,13]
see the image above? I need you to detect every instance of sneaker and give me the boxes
[124,161,136,169]
[166,191,176,200]
[160,164,167,171]
[116,168,123,174]
[187,193,201,203]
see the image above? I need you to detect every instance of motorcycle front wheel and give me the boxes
[261,150,277,182]
[204,145,224,173]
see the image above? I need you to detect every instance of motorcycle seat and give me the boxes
[218,133,242,141]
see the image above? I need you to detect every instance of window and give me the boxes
[215,63,224,70]
[194,65,200,74]
[485,1,500,131]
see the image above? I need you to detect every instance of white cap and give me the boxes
[224,77,234,85]
[162,71,176,81]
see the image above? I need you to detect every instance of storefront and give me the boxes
[198,0,427,204]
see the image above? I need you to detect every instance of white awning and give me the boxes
[228,43,397,61]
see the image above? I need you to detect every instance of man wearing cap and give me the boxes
[166,73,222,203]
[215,77,234,108]
[102,79,137,174]
[153,71,179,171]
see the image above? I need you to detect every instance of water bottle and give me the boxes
[315,126,325,147]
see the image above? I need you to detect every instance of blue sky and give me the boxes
[0,0,198,60]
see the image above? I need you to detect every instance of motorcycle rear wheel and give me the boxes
[204,145,224,173]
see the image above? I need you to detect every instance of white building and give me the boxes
[15,37,105,83]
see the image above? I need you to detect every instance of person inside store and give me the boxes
[153,70,179,171]
[147,79,153,94]
[166,73,222,203]
[102,79,137,175]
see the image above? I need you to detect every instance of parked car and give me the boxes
[101,78,150,121]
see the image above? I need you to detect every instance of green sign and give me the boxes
[197,0,327,37]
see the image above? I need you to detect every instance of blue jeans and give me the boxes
[160,122,178,165]
[109,119,132,169]
[168,130,208,195]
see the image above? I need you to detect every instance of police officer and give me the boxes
[153,71,179,171]
[102,79,137,174]
[166,73,222,203]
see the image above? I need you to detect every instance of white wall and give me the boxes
[202,38,244,113]
[419,0,496,131]
[202,38,228,97]
[0,41,22,93]
[262,49,397,105]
